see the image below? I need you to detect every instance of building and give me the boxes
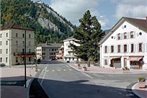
[0,23,35,66]
[99,17,147,69]
[56,45,64,59]
[36,43,62,61]
[64,37,79,62]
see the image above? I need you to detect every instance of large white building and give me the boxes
[99,17,147,69]
[64,37,79,62]
[36,43,62,61]
[0,24,35,66]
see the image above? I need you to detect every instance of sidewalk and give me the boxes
[0,66,37,98]
[132,81,147,98]
[69,63,147,74]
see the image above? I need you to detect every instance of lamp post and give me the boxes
[24,30,27,88]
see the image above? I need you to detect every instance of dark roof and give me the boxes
[99,17,147,45]
[38,43,63,48]
[0,23,34,31]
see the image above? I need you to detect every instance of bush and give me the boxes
[0,63,6,67]
[138,77,146,82]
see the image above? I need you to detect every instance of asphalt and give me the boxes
[36,61,143,98]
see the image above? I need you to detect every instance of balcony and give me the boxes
[15,52,35,57]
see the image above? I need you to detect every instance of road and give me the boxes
[37,61,144,98]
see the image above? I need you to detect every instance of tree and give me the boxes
[70,10,104,67]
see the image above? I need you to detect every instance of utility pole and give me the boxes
[24,30,27,88]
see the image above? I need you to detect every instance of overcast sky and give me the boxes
[33,0,147,30]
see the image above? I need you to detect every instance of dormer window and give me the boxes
[130,31,134,38]
[118,33,120,40]
[124,32,127,39]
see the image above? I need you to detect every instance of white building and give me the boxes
[64,37,79,62]
[36,43,62,61]
[0,23,35,66]
[99,17,147,69]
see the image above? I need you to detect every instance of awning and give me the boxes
[129,56,142,61]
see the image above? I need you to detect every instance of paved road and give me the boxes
[37,61,144,98]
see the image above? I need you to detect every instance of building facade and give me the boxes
[0,24,35,66]
[36,43,62,61]
[99,17,147,69]
[64,37,79,62]
[56,45,64,59]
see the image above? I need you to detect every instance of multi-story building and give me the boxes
[56,45,64,59]
[64,37,79,62]
[0,23,35,66]
[99,17,147,69]
[36,43,62,61]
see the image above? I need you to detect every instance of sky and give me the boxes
[34,0,147,30]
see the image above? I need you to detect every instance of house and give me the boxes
[36,43,62,61]
[99,17,147,69]
[63,37,79,62]
[0,23,35,66]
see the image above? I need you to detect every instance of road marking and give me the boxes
[57,69,61,71]
[40,66,47,85]
[69,69,72,71]
[52,70,55,72]
[63,69,66,71]
[81,72,93,79]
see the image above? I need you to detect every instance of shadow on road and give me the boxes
[34,78,142,98]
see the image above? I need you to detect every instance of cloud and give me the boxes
[49,0,107,28]
[114,0,147,19]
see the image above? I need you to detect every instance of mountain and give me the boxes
[1,0,74,44]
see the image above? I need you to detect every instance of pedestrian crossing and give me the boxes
[45,68,73,72]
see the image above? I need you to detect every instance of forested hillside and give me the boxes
[1,0,74,44]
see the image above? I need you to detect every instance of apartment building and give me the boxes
[56,45,64,59]
[99,17,147,69]
[64,37,79,62]
[36,43,62,61]
[0,23,35,66]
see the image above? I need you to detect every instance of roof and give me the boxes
[99,17,147,45]
[0,23,34,31]
[37,43,63,48]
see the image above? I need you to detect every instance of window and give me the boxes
[118,33,120,40]
[29,34,31,38]
[104,46,107,53]
[6,41,8,45]
[0,34,2,38]
[124,44,127,53]
[28,41,31,46]
[22,49,25,53]
[131,44,134,53]
[0,41,2,45]
[104,59,108,65]
[6,57,8,63]
[16,41,18,46]
[16,33,18,37]
[0,49,2,54]
[0,57,2,62]
[118,45,121,53]
[29,49,31,53]
[6,33,8,37]
[29,57,31,62]
[111,45,114,53]
[139,43,142,52]
[23,34,25,38]
[124,32,127,39]
[6,49,8,54]
[130,31,134,38]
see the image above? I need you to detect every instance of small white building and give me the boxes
[99,17,147,69]
[36,43,62,61]
[0,23,35,66]
[64,37,79,62]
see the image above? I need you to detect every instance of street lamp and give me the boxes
[24,30,27,88]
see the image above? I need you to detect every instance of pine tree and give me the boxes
[70,10,104,67]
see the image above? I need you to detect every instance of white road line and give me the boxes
[40,66,47,85]
[69,69,72,71]
[57,69,61,71]
[63,69,66,71]
[52,70,55,72]
[81,72,93,79]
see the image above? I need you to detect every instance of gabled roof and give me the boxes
[0,23,34,31]
[99,17,147,45]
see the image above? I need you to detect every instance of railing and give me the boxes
[15,52,35,56]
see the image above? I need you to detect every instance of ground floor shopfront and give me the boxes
[102,56,144,69]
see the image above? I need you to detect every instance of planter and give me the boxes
[83,67,87,71]
[138,82,146,88]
